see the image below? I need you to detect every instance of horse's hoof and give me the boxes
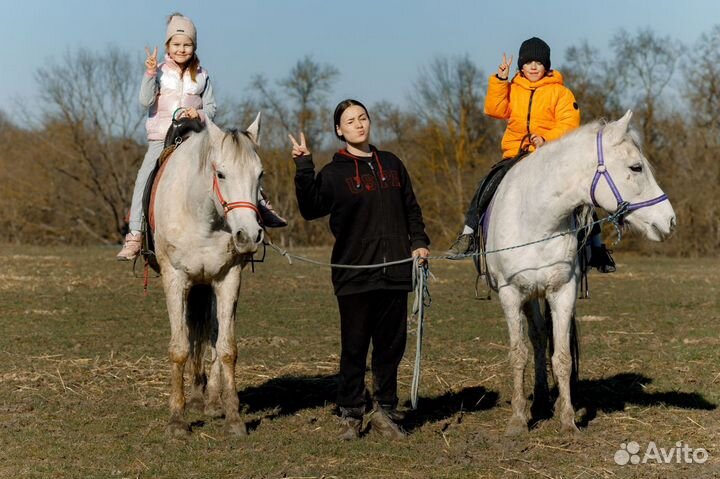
[186,396,205,412]
[574,407,588,424]
[205,403,224,419]
[166,420,191,438]
[225,420,248,437]
[504,417,528,437]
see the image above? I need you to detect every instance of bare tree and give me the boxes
[684,25,720,133]
[251,55,339,150]
[411,55,495,237]
[562,41,623,122]
[610,29,683,155]
[31,46,146,242]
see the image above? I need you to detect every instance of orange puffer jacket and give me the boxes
[484,70,580,158]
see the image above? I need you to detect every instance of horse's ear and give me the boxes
[606,110,633,145]
[245,112,262,146]
[206,117,225,144]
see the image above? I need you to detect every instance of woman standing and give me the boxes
[290,99,430,440]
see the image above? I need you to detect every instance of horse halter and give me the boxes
[590,128,669,220]
[211,163,263,224]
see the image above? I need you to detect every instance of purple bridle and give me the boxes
[590,129,669,219]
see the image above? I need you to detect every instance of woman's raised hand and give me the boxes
[288,132,310,159]
[145,46,158,74]
[497,53,513,80]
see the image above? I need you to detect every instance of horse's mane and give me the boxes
[529,118,646,167]
[194,128,259,172]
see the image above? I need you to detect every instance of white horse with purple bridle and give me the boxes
[484,111,676,435]
[153,114,265,437]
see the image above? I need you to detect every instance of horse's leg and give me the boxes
[547,281,580,434]
[163,267,192,437]
[499,288,529,436]
[525,299,550,420]
[213,268,246,436]
[205,320,224,419]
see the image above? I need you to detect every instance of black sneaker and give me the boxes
[589,244,616,273]
[258,200,288,228]
[446,233,476,256]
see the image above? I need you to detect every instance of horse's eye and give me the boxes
[630,164,643,173]
[217,171,226,180]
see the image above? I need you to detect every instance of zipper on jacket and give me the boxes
[525,89,536,146]
[367,161,388,274]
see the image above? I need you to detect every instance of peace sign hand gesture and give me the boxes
[288,132,311,159]
[497,53,513,80]
[145,46,158,74]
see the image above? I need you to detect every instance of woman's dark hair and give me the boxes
[333,99,370,141]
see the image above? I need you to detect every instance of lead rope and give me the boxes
[410,257,431,409]
[265,209,626,408]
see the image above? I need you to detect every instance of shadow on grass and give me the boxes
[402,386,499,432]
[575,372,717,427]
[237,374,499,433]
[239,373,337,415]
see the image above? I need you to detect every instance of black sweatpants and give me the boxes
[336,289,408,415]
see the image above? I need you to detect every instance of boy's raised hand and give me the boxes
[145,46,158,73]
[288,132,311,159]
[497,53,513,80]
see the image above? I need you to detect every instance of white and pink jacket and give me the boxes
[140,55,217,141]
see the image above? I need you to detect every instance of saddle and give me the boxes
[471,154,525,298]
[140,119,205,273]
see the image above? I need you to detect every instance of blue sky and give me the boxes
[3,0,717,120]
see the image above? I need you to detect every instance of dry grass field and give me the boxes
[0,244,718,478]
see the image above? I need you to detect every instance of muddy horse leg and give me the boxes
[213,267,246,436]
[499,288,530,436]
[547,282,580,434]
[163,268,192,437]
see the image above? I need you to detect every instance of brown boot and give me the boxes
[368,403,406,440]
[337,416,362,441]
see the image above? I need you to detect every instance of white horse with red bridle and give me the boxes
[153,114,265,437]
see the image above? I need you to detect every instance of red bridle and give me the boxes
[211,164,262,224]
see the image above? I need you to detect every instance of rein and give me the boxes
[590,129,669,225]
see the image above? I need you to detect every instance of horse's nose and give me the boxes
[669,215,676,234]
[255,229,264,244]
[233,229,259,254]
[235,229,252,245]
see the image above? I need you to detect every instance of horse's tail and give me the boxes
[186,284,217,387]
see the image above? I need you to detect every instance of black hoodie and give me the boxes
[294,146,430,296]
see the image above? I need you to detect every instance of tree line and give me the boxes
[1,27,718,256]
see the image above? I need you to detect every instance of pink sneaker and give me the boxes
[116,233,142,261]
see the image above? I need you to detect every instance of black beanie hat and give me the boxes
[517,37,551,71]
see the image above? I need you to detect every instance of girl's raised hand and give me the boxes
[497,53,513,80]
[145,46,158,73]
[288,132,310,159]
